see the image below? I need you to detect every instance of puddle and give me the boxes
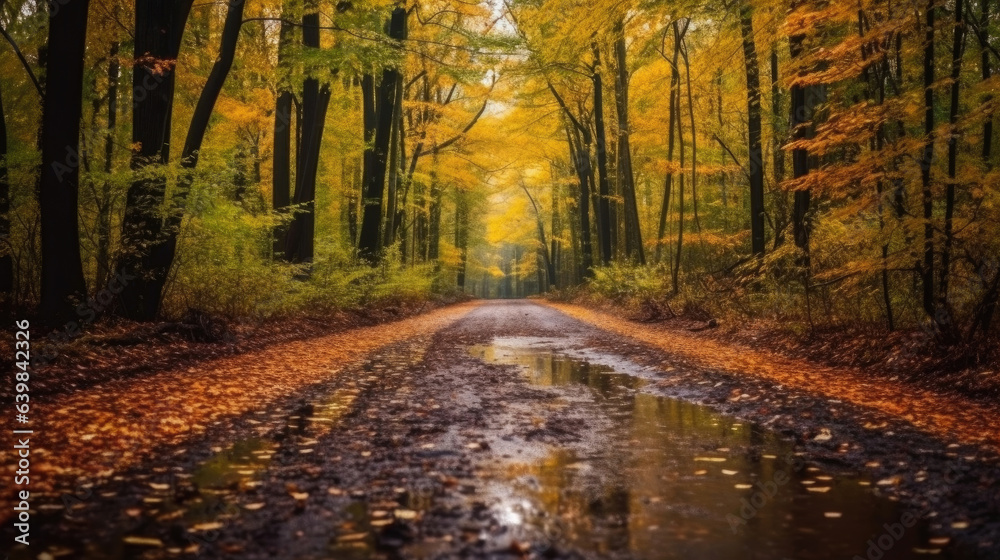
[469,337,959,559]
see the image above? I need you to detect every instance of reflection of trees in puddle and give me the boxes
[472,339,954,559]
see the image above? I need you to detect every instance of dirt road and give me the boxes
[4,301,998,559]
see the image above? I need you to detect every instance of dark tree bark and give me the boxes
[790,25,810,256]
[592,43,613,265]
[770,48,786,248]
[979,0,994,164]
[0,83,10,305]
[739,2,766,256]
[521,182,556,292]
[673,33,686,294]
[284,9,331,264]
[940,0,966,314]
[361,72,377,247]
[613,18,645,265]
[427,163,442,260]
[95,42,120,293]
[394,104,408,256]
[657,21,684,265]
[358,7,407,263]
[551,175,562,287]
[145,0,247,296]
[545,81,593,278]
[383,74,404,249]
[273,14,294,256]
[38,0,91,320]
[566,124,594,278]
[455,187,469,289]
[857,8,894,331]
[348,156,360,246]
[920,0,936,318]
[117,0,195,320]
[683,31,701,236]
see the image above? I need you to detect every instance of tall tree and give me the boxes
[38,0,91,320]
[0,83,10,307]
[789,14,810,257]
[613,18,645,265]
[117,0,195,320]
[592,42,613,265]
[566,123,594,277]
[739,1,766,256]
[283,7,333,264]
[272,12,295,256]
[977,0,993,164]
[358,6,407,263]
[94,41,120,294]
[940,0,966,318]
[920,0,936,318]
[455,187,470,289]
[656,20,684,265]
[145,0,248,308]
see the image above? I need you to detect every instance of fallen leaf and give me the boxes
[394,509,418,520]
[123,536,163,547]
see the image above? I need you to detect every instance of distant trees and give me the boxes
[491,0,999,337]
[0,0,997,341]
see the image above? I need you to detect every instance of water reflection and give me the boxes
[471,338,956,559]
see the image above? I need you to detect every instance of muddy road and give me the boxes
[5,301,999,559]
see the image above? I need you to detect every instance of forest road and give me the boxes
[5,300,999,560]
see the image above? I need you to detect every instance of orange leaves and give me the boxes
[546,302,1000,450]
[0,303,480,515]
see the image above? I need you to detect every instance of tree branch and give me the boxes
[0,23,43,98]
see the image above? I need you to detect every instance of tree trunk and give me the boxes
[568,126,595,278]
[657,21,683,264]
[284,9,331,265]
[790,27,810,257]
[940,0,966,317]
[348,156,360,246]
[0,82,10,306]
[383,74,404,249]
[920,0,936,319]
[359,7,407,263]
[770,48,785,247]
[145,0,247,300]
[672,38,686,294]
[684,33,701,236]
[427,162,442,261]
[272,14,294,257]
[455,187,469,290]
[95,42,120,293]
[117,0,194,320]
[550,171,561,287]
[739,2,766,256]
[613,19,645,265]
[361,72,376,247]
[38,0,91,321]
[592,43,613,265]
[978,0,993,164]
